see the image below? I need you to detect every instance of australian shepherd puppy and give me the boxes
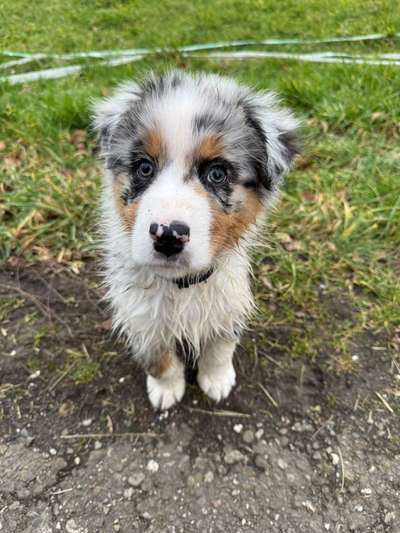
[92,70,298,410]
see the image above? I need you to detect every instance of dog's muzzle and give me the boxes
[149,221,190,258]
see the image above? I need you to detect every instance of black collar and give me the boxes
[173,268,214,289]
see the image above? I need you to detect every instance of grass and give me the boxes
[1,0,399,375]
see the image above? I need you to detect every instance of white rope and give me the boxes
[1,31,399,59]
[199,50,400,66]
[0,55,144,84]
[1,32,399,84]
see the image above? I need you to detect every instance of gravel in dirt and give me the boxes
[1,263,399,532]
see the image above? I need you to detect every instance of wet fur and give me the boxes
[93,70,299,409]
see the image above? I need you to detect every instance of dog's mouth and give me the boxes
[148,256,213,282]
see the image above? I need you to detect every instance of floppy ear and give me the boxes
[246,91,300,191]
[91,81,141,157]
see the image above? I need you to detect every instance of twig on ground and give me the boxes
[0,283,52,319]
[46,362,78,392]
[258,383,279,408]
[60,432,161,439]
[252,342,259,374]
[185,406,251,418]
[311,415,333,440]
[30,270,69,304]
[106,414,114,433]
[337,446,345,492]
[375,391,395,414]
[353,394,360,411]
[50,488,74,496]
[0,282,73,337]
[260,352,283,368]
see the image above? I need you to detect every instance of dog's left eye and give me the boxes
[137,159,155,178]
[207,164,227,185]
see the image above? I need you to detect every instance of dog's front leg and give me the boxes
[145,350,186,410]
[198,338,237,402]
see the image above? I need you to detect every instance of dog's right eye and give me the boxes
[136,159,155,178]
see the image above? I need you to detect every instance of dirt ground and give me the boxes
[0,261,399,533]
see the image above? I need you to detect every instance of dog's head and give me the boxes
[93,71,298,278]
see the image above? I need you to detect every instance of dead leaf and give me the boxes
[284,240,302,252]
[3,156,21,169]
[371,112,384,122]
[300,191,317,202]
[96,319,113,331]
[59,400,76,417]
[275,232,293,244]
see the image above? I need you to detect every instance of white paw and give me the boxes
[197,363,236,402]
[146,374,185,410]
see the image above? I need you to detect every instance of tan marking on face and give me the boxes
[113,180,138,232]
[196,134,223,161]
[210,188,263,255]
[191,180,209,198]
[144,128,163,160]
[147,351,172,379]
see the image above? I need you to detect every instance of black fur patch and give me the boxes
[192,113,227,136]
[241,101,271,192]
[139,72,182,100]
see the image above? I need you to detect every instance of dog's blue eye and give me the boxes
[207,165,227,185]
[137,160,154,178]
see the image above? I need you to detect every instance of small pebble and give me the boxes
[49,448,57,456]
[277,458,287,470]
[242,430,254,444]
[255,454,268,469]
[204,471,214,483]
[384,512,395,524]
[330,453,339,466]
[255,429,264,440]
[28,370,41,380]
[94,440,102,450]
[124,488,134,499]
[128,472,146,487]
[224,449,244,465]
[303,500,316,513]
[280,436,289,447]
[233,424,243,433]
[81,418,93,427]
[147,460,159,473]
[74,457,81,465]
[65,519,82,533]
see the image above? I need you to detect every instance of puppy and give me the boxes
[93,71,298,410]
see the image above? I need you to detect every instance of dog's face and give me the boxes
[94,71,298,277]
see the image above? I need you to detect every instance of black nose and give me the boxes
[149,221,190,258]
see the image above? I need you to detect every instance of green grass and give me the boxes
[1,0,399,367]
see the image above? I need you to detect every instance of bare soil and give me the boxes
[0,261,399,533]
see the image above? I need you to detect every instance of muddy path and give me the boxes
[0,261,399,532]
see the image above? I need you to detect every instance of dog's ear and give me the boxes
[243,92,300,191]
[91,81,141,157]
